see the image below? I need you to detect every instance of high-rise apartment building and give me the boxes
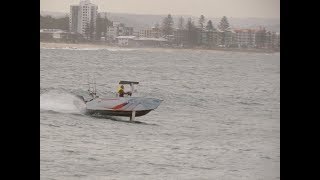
[69,0,98,36]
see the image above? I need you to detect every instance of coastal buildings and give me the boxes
[69,0,98,36]
[272,32,280,49]
[116,36,136,46]
[139,29,152,38]
[40,29,68,40]
[124,27,134,36]
[106,25,117,42]
[40,29,81,42]
[265,31,280,49]
[41,1,280,50]
[133,31,140,37]
[234,29,256,48]
[138,27,162,38]
[151,27,162,38]
[106,21,134,42]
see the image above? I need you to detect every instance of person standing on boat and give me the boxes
[118,85,132,97]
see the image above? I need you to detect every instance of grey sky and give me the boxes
[40,0,280,18]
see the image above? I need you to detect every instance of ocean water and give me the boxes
[40,47,280,180]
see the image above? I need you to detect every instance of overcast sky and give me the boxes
[40,0,280,18]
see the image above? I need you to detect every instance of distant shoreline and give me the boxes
[40,42,279,54]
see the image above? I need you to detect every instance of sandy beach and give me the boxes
[40,42,279,53]
[40,42,114,49]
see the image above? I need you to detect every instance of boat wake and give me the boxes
[40,90,86,115]
[40,84,161,125]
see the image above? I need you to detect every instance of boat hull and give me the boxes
[84,97,162,118]
[85,109,152,117]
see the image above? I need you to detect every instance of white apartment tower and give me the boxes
[69,0,98,36]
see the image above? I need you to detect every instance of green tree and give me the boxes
[96,13,103,40]
[103,14,113,39]
[161,14,174,36]
[154,22,160,29]
[206,20,214,31]
[198,15,205,29]
[40,15,69,31]
[56,14,69,31]
[206,20,216,47]
[218,16,230,31]
[198,15,205,45]
[105,14,113,27]
[40,15,55,29]
[90,19,95,40]
[186,18,197,45]
[178,16,184,30]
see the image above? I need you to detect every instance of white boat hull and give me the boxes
[85,97,162,117]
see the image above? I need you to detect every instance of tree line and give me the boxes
[40,15,69,30]
[40,13,231,44]
[161,15,230,34]
[160,14,230,45]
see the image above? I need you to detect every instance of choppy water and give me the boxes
[40,47,280,180]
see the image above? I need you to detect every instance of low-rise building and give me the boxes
[106,26,118,42]
[151,27,162,38]
[272,32,280,49]
[116,36,136,46]
[132,31,140,37]
[139,29,152,38]
[265,31,273,49]
[40,29,69,41]
[106,21,134,42]
[133,37,168,47]
[139,27,161,38]
[233,29,256,48]
[264,31,280,50]
[124,27,134,36]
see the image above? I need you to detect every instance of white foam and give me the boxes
[40,90,86,114]
[40,46,137,51]
[106,48,136,52]
[40,47,101,51]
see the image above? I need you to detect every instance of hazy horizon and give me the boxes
[40,0,280,19]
